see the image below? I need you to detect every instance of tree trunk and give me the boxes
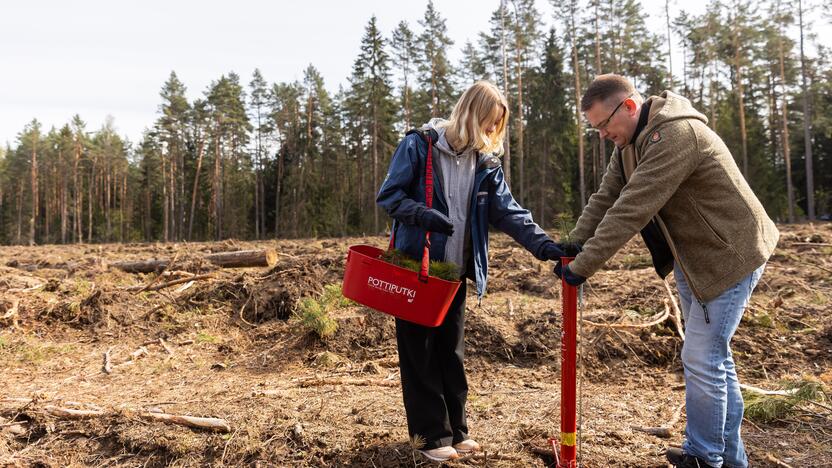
[87,159,94,243]
[515,32,525,204]
[16,182,23,245]
[798,0,815,220]
[777,14,795,223]
[74,142,82,243]
[60,150,67,244]
[29,136,38,246]
[733,16,749,180]
[594,2,608,171]
[666,0,673,89]
[188,138,205,240]
[275,147,284,238]
[162,151,169,242]
[372,101,379,234]
[500,0,511,184]
[213,120,222,240]
[570,5,586,208]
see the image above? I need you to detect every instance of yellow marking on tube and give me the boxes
[561,432,576,446]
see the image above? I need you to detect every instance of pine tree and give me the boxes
[391,21,417,131]
[348,16,395,234]
[249,68,271,239]
[157,71,190,241]
[415,1,456,124]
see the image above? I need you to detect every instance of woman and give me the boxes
[376,80,567,462]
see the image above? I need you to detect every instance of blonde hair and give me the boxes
[441,81,509,155]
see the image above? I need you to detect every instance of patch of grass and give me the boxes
[195,331,218,344]
[72,279,94,297]
[743,309,776,329]
[0,336,76,365]
[743,378,828,423]
[379,249,460,281]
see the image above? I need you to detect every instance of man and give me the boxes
[556,74,779,468]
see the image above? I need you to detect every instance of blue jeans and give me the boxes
[674,262,765,468]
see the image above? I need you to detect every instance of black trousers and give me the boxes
[395,280,468,449]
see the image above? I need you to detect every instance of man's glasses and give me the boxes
[589,93,634,131]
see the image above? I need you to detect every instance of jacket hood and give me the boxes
[636,91,708,148]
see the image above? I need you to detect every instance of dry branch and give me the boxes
[299,378,399,388]
[43,404,230,432]
[159,337,175,356]
[139,411,231,432]
[127,274,213,292]
[764,453,795,468]
[631,403,685,438]
[662,279,686,340]
[583,301,670,329]
[102,347,114,374]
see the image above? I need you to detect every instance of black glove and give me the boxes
[561,265,586,286]
[417,207,454,236]
[541,242,567,261]
[557,242,583,257]
[554,242,583,278]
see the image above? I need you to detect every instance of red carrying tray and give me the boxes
[342,131,461,327]
[342,244,461,327]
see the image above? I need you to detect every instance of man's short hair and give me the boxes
[580,74,636,111]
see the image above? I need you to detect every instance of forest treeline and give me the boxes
[1,0,830,245]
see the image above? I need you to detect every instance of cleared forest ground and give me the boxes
[1,224,830,467]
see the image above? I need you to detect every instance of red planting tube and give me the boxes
[558,257,578,467]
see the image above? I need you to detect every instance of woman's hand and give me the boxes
[417,208,454,236]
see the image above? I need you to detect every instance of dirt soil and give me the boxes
[1,224,830,467]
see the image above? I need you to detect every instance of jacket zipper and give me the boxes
[624,145,710,324]
[652,216,711,324]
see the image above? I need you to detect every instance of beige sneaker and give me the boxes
[453,439,482,454]
[417,446,460,462]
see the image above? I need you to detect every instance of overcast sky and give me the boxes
[1,0,825,148]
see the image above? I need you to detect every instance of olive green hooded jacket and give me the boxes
[569,91,779,302]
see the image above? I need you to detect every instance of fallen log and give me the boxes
[204,249,277,268]
[110,259,170,274]
[139,411,231,432]
[299,378,399,388]
[111,249,277,273]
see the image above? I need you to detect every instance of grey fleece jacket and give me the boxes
[424,118,476,274]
